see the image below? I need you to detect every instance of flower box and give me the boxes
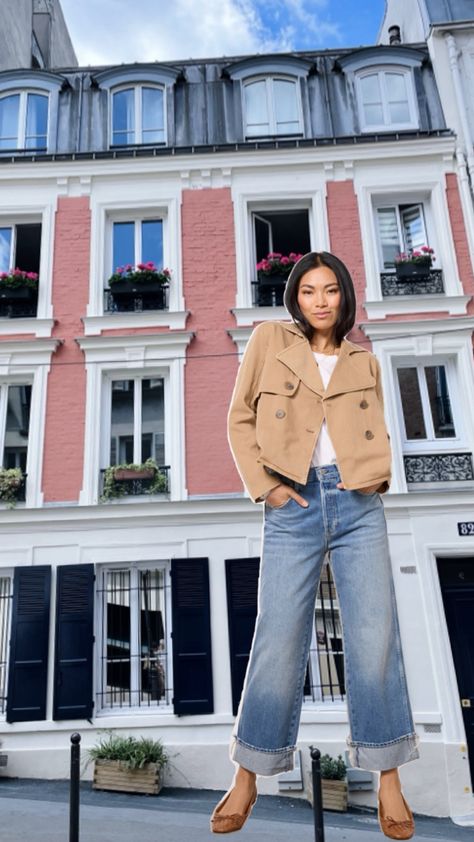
[93,758,163,795]
[321,779,348,811]
[257,269,289,286]
[109,279,169,296]
[113,466,156,481]
[395,261,432,280]
[0,285,37,300]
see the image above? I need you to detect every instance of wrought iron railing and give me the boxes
[380,269,444,297]
[404,452,474,483]
[251,280,285,307]
[0,291,38,318]
[303,562,345,703]
[104,284,169,313]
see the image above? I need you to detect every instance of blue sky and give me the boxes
[61,0,387,66]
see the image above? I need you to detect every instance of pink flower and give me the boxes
[125,263,133,271]
[145,261,155,269]
[116,266,124,274]
[162,268,171,276]
[280,256,290,265]
[137,263,146,270]
[267,252,282,259]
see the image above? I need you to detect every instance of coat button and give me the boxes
[275,409,286,419]
[365,429,374,439]
[284,381,295,390]
[360,399,368,409]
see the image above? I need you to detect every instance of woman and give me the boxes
[210,251,420,839]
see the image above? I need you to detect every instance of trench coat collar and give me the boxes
[276,320,371,398]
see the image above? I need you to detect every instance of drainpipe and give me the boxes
[444,31,474,266]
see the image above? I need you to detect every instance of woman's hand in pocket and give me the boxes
[266,482,309,509]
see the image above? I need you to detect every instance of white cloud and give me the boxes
[59,0,343,66]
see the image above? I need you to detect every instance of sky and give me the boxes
[60,0,387,67]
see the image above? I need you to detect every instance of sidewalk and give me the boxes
[0,779,472,841]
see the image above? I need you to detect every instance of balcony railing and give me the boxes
[99,465,170,499]
[0,287,38,318]
[404,452,474,483]
[104,283,169,313]
[251,280,285,307]
[380,269,445,297]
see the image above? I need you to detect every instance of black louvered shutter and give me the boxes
[53,564,94,720]
[170,558,213,715]
[6,566,51,723]
[225,557,260,716]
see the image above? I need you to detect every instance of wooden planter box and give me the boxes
[113,467,156,480]
[93,759,163,794]
[395,261,432,280]
[321,778,348,811]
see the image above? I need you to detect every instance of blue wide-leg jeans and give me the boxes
[229,463,420,775]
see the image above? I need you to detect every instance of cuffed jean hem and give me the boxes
[229,735,295,776]
[346,731,421,771]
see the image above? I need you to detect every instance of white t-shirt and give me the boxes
[311,351,338,467]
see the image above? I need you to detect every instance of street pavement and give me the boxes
[0,779,472,842]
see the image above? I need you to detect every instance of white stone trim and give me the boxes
[360,317,474,494]
[231,181,328,312]
[76,331,194,506]
[355,172,468,317]
[0,338,61,509]
[87,191,185,332]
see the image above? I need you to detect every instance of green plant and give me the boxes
[88,731,169,771]
[394,246,434,265]
[319,753,347,781]
[100,457,168,502]
[0,467,24,508]
[108,262,171,286]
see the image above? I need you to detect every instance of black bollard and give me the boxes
[70,733,81,842]
[309,745,325,842]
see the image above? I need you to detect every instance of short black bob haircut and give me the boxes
[283,251,356,346]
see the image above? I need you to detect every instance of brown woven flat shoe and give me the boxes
[378,789,415,839]
[210,782,258,834]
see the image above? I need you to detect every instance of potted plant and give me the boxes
[394,246,434,280]
[100,457,168,502]
[107,262,171,308]
[317,753,348,812]
[88,732,169,795]
[0,268,39,300]
[256,252,303,286]
[0,467,25,508]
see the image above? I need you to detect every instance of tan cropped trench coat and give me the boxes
[227,320,392,503]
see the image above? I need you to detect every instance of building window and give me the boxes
[111,85,165,146]
[356,68,417,131]
[243,76,303,138]
[97,564,171,711]
[0,574,13,715]
[0,91,48,151]
[109,377,165,466]
[112,218,163,271]
[1,384,32,471]
[397,363,456,443]
[0,222,42,275]
[375,203,430,270]
[251,207,310,306]
[304,562,345,703]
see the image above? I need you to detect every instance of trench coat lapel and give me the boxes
[275,327,373,398]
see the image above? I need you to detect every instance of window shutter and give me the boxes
[53,564,94,720]
[6,566,51,723]
[170,558,213,715]
[225,557,260,716]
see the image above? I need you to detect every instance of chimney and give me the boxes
[388,25,402,45]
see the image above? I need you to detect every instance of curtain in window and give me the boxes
[112,88,135,145]
[142,87,164,143]
[360,74,383,126]
[25,93,48,149]
[385,72,410,123]
[244,80,269,136]
[0,94,19,149]
[376,207,400,268]
[273,79,300,134]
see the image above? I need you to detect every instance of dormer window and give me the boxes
[112,85,165,146]
[356,68,417,130]
[243,75,303,138]
[0,90,48,151]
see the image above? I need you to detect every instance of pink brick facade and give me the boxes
[42,197,90,502]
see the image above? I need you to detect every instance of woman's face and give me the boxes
[296,264,342,336]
